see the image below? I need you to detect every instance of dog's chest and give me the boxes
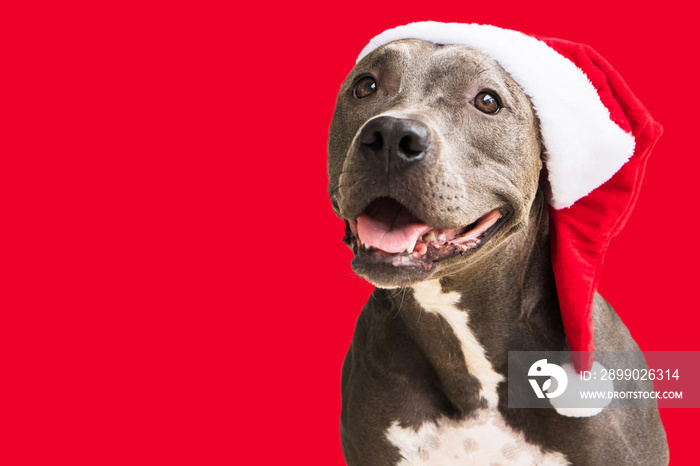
[385,409,569,465]
[387,282,569,464]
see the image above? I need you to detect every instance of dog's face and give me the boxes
[328,40,543,288]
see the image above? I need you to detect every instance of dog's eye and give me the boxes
[474,92,500,114]
[353,77,377,99]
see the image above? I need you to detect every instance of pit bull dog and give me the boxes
[328,29,669,465]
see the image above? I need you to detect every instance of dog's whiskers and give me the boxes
[393,288,408,318]
[476,66,496,76]
[329,176,366,195]
[472,55,491,75]
[337,168,370,176]
[332,174,367,195]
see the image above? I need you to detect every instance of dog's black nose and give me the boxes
[358,116,430,165]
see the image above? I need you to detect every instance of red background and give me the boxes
[3,1,698,464]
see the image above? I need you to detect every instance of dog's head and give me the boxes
[328,40,544,288]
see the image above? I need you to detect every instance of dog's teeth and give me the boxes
[437,232,447,241]
[425,231,437,242]
[406,243,415,254]
[467,241,478,248]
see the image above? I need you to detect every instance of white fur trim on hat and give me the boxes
[357,22,636,210]
[547,361,614,417]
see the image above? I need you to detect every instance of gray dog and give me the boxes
[328,24,668,466]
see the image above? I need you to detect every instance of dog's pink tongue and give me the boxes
[356,201,432,253]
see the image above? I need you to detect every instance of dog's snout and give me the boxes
[358,116,430,164]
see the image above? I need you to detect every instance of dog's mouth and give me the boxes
[345,197,508,270]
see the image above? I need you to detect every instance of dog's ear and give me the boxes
[357,22,662,381]
[537,167,550,203]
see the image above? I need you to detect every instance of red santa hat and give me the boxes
[358,23,662,376]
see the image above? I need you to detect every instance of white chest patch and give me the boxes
[386,410,570,465]
[412,280,503,407]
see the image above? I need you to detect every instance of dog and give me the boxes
[327,29,669,465]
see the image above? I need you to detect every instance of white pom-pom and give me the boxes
[549,361,614,417]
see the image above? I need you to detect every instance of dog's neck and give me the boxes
[375,193,566,412]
